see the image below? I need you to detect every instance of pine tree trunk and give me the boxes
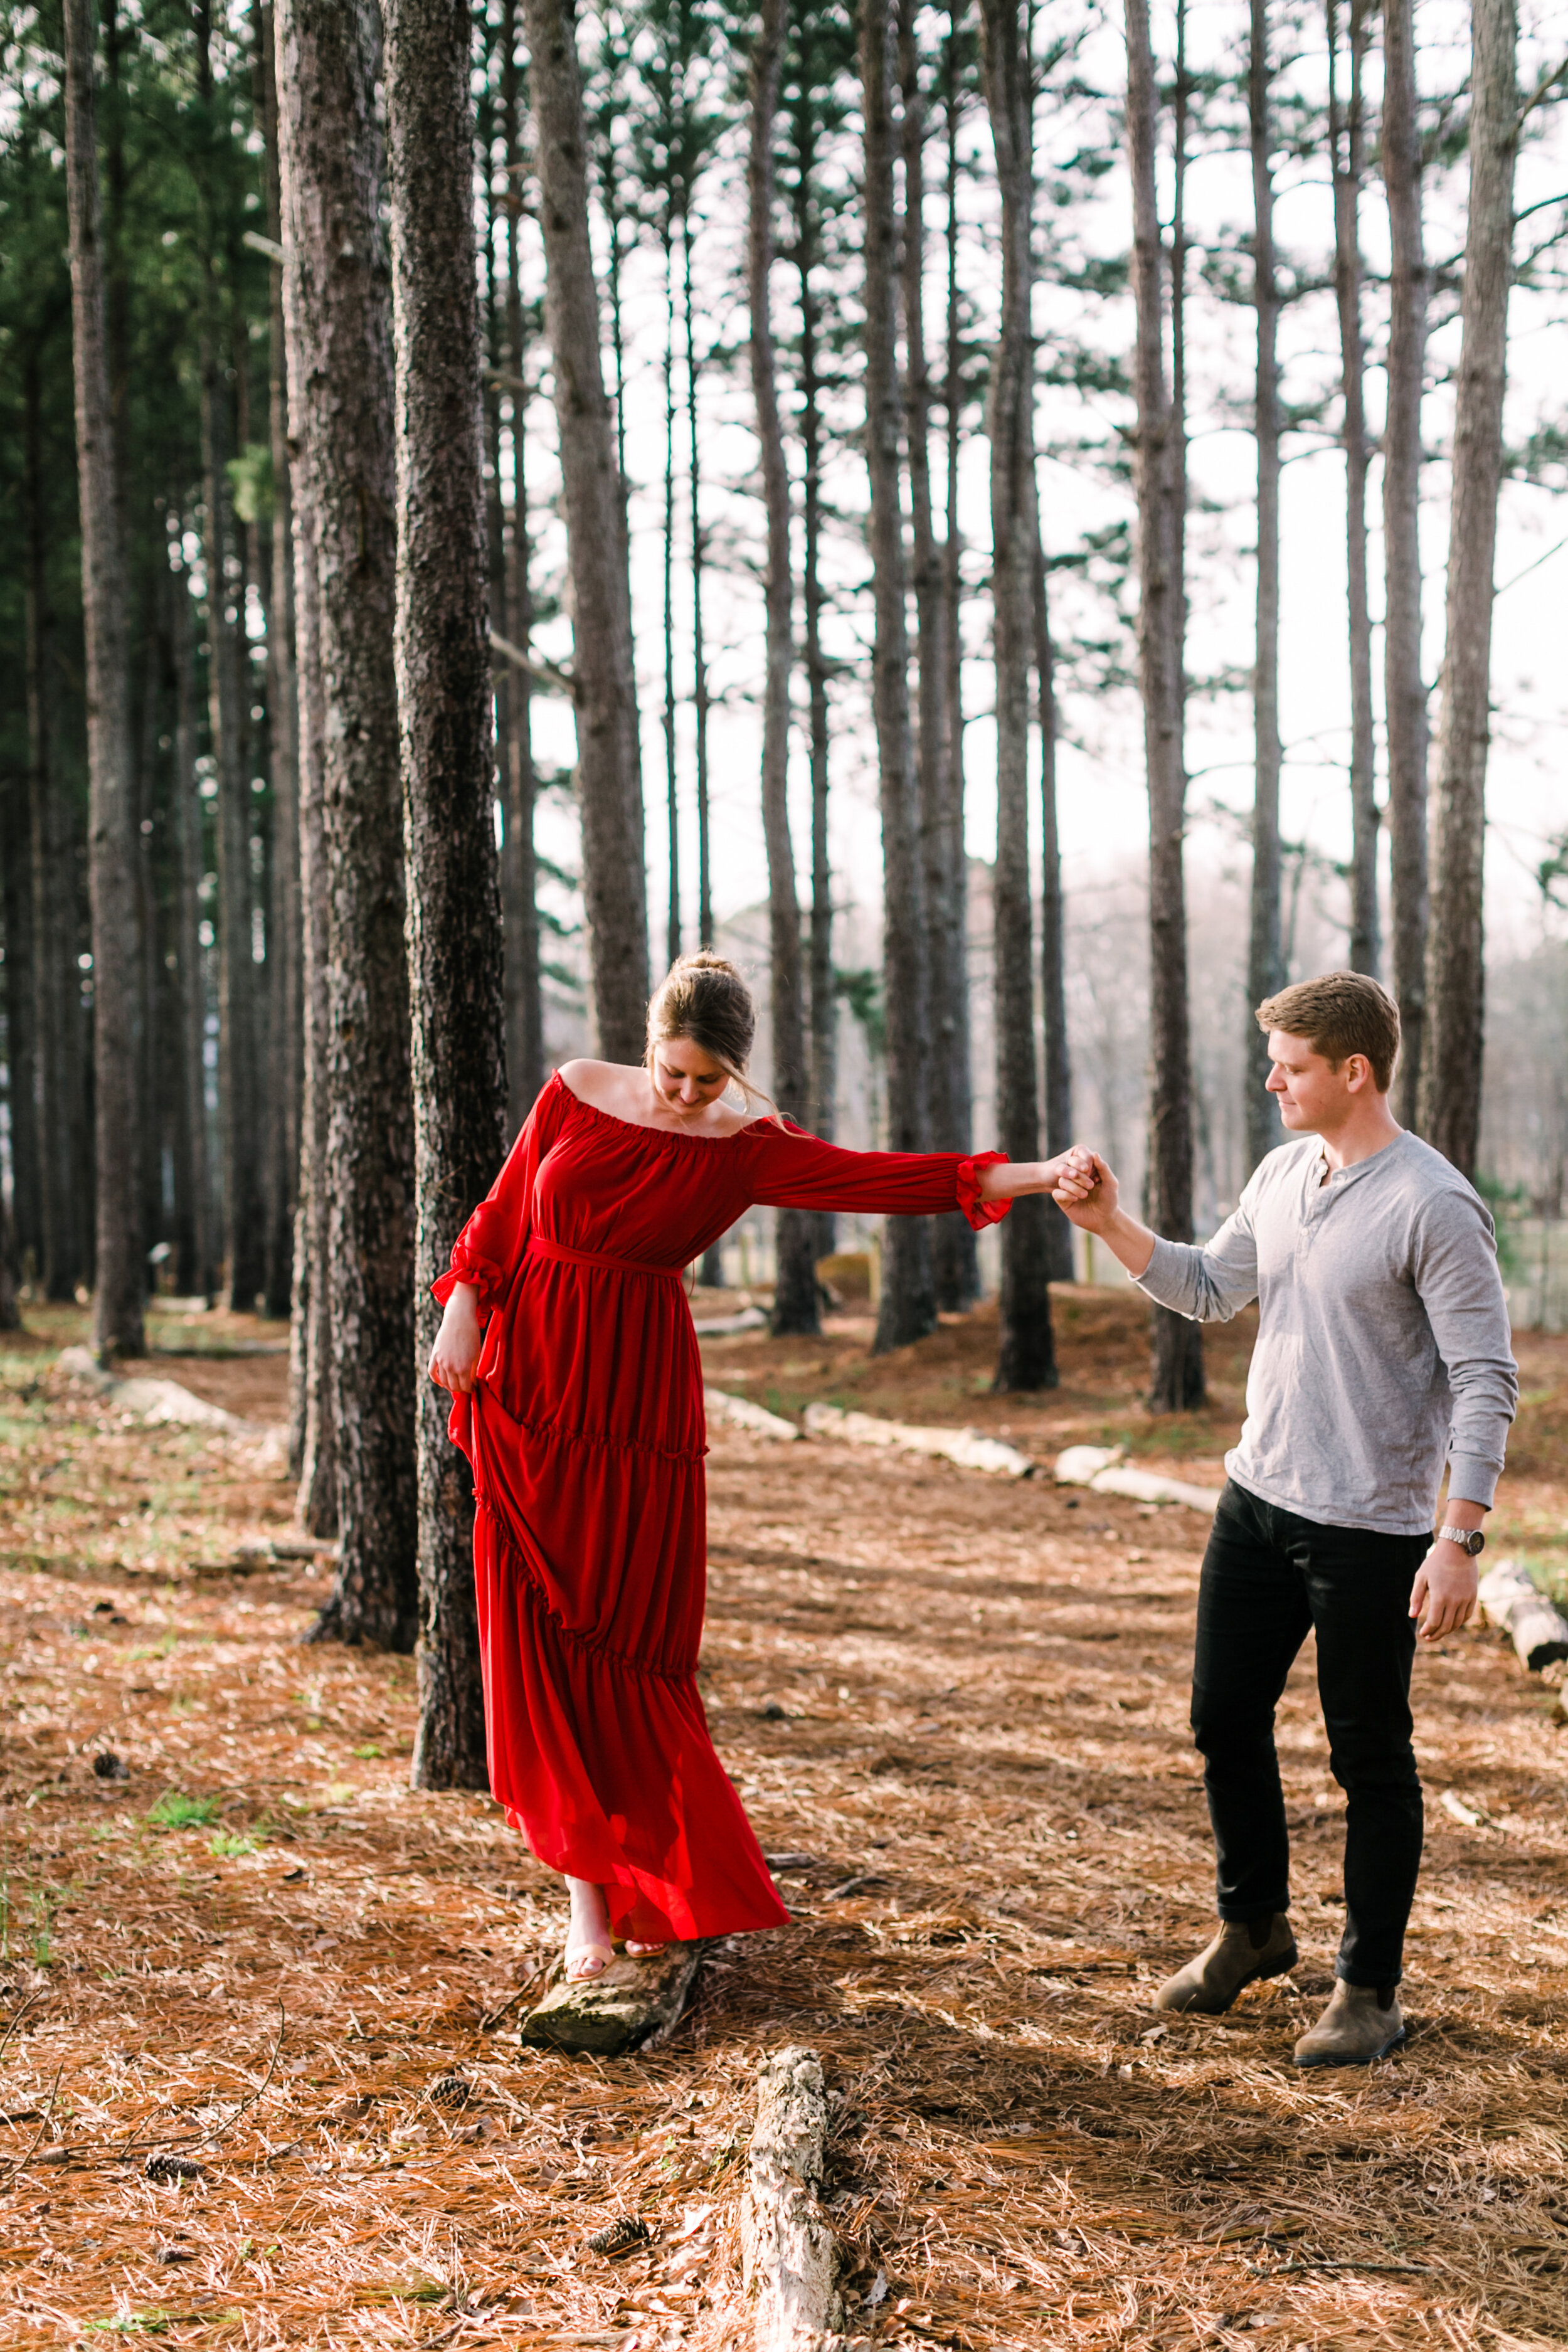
[0,1194,17,1333]
[24,355,80,1305]
[749,0,817,1337]
[194,9,264,1316]
[1332,0,1377,976]
[1382,0,1428,1125]
[8,430,43,1281]
[289,477,337,1528]
[684,223,714,952]
[937,13,973,1285]
[170,559,215,1300]
[793,117,836,1254]
[4,771,40,1283]
[662,230,681,965]
[861,0,935,1355]
[1244,0,1284,1175]
[385,0,507,1787]
[522,0,649,1063]
[980,0,1055,1391]
[63,0,144,1361]
[1421,0,1516,1180]
[276,0,416,1646]
[1033,496,1074,1281]
[499,6,544,1126]
[906,0,977,1316]
[1126,0,1204,1411]
[259,1,299,1319]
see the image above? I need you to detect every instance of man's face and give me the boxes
[1264,1030,1363,1133]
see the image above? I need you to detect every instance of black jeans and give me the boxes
[1191,1480,1428,1989]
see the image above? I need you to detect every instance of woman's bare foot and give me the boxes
[564,1877,614,1981]
[624,1940,667,1959]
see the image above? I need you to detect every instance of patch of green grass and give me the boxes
[352,1743,383,1759]
[129,1631,179,1661]
[84,2314,170,2337]
[209,1829,260,1858]
[146,1791,219,1833]
[1517,1552,1568,1608]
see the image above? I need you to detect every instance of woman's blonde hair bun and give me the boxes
[646,953,778,1115]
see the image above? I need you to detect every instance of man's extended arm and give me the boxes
[1054,1153,1260,1322]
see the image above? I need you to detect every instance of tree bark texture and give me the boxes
[1332,0,1377,977]
[748,0,818,1337]
[499,1,546,1130]
[275,0,416,1645]
[936,12,974,1291]
[906,0,977,1315]
[791,100,837,1255]
[1125,0,1204,1410]
[170,558,216,1301]
[23,354,79,1303]
[861,0,935,1355]
[3,766,40,1285]
[662,231,681,964]
[1382,0,1429,1124]
[63,0,144,1361]
[384,0,508,1784]
[1335,0,1382,973]
[259,0,299,1319]
[521,0,649,1062]
[980,0,1055,1390]
[1421,0,1517,1180]
[1244,0,1284,1176]
[289,479,337,1530]
[683,221,713,953]
[1033,498,1074,1281]
[195,8,265,1316]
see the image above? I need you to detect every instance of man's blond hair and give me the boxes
[1255,972,1401,1095]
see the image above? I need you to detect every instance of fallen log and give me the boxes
[58,1345,258,1435]
[1054,1443,1219,1512]
[1478,1557,1568,1673]
[693,1305,770,1337]
[706,1388,800,1442]
[519,1942,704,2058]
[742,2046,867,2352]
[803,1402,1032,1478]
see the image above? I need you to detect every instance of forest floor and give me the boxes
[0,1287,1565,2350]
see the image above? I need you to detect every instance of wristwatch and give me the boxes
[1436,1525,1486,1557]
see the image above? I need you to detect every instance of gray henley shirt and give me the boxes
[1135,1131,1517,1535]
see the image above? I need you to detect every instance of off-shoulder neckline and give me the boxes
[553,1067,771,1146]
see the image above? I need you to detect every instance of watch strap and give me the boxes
[1436,1523,1484,1555]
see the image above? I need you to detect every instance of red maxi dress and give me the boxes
[435,1070,1011,1947]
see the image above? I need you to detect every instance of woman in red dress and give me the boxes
[429,954,1084,1979]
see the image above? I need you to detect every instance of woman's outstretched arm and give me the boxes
[743,1125,1097,1229]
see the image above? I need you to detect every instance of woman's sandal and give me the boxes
[623,1941,667,1959]
[563,1936,615,1983]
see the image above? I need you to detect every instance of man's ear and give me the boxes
[1343,1053,1372,1093]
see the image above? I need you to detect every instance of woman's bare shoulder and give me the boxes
[557,1059,642,1109]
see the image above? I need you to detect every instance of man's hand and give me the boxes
[1052,1150,1119,1230]
[429,1285,483,1396]
[1409,1543,1480,1645]
[1046,1151,1157,1278]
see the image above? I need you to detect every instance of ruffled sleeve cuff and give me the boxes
[956,1152,1010,1231]
[432,1246,508,1320]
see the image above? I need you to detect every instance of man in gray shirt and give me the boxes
[1054,973,1517,2065]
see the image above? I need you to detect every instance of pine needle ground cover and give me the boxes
[0,1293,1564,2349]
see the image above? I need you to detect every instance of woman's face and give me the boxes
[649,1034,731,1117]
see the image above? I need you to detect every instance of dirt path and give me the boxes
[0,1295,1564,2349]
